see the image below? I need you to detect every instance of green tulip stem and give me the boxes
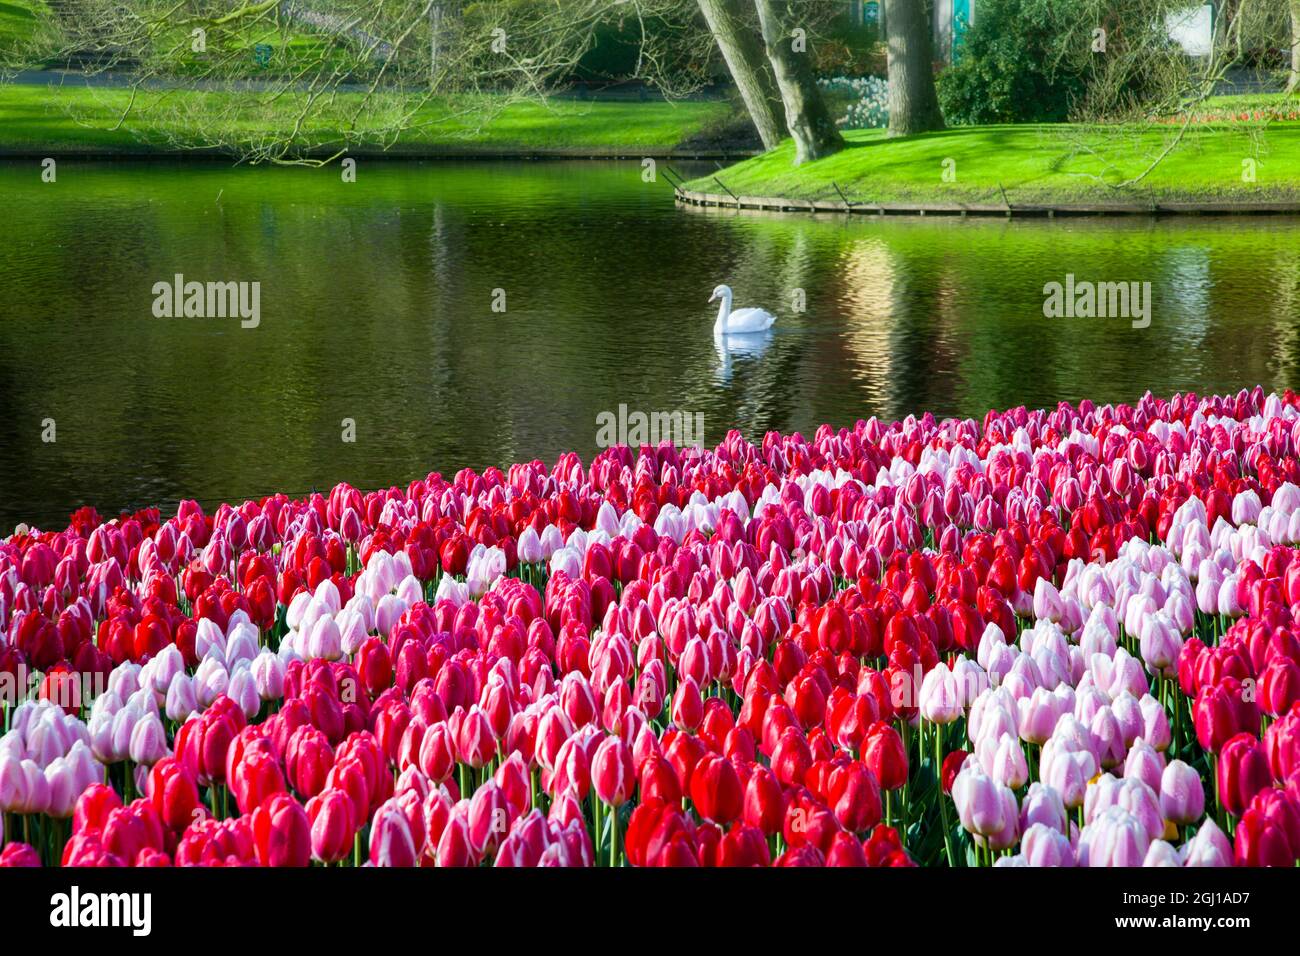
[610,806,621,868]
[1211,753,1223,827]
[900,720,912,833]
[935,724,956,868]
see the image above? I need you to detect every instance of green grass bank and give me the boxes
[0,82,749,157]
[688,120,1300,208]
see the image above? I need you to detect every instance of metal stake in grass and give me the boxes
[832,180,857,211]
[713,176,739,203]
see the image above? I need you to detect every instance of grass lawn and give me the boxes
[1201,92,1300,116]
[0,5,744,155]
[690,119,1300,206]
[0,82,743,156]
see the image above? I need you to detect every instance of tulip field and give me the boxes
[3,387,1300,868]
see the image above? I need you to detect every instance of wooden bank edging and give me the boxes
[674,186,1300,218]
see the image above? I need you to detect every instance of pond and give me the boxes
[2,158,1298,531]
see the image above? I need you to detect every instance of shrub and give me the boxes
[936,0,1084,124]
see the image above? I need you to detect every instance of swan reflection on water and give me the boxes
[714,329,773,385]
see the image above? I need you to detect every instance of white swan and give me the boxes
[710,284,775,336]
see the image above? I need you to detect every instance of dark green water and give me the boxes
[2,158,1299,531]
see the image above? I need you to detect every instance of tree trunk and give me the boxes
[1290,0,1300,93]
[752,0,845,164]
[884,0,945,136]
[430,3,443,87]
[696,0,785,151]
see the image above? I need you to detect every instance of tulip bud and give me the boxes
[1182,816,1232,866]
[306,789,355,863]
[592,736,635,808]
[252,792,311,867]
[689,753,742,825]
[919,663,962,724]
[1217,732,1271,818]
[370,798,419,867]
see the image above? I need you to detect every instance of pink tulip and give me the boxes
[1182,817,1232,866]
[919,664,962,724]
[1019,782,1067,834]
[952,768,1009,838]
[1079,806,1151,867]
[369,799,418,867]
[1159,759,1205,826]
[435,803,476,867]
[1022,823,1074,866]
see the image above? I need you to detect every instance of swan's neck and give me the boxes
[714,295,732,334]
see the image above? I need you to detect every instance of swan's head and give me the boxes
[708,284,732,304]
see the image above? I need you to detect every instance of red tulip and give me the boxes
[456,707,497,769]
[663,731,706,794]
[175,702,242,785]
[147,758,202,832]
[689,753,742,825]
[671,677,704,732]
[638,753,683,805]
[0,843,42,867]
[864,824,914,866]
[369,799,418,867]
[1195,679,1259,754]
[468,780,511,856]
[549,733,592,801]
[306,789,355,863]
[495,810,552,867]
[717,824,770,867]
[73,783,123,836]
[941,749,969,794]
[1234,788,1300,866]
[435,808,476,867]
[862,721,907,790]
[743,766,784,835]
[828,763,882,833]
[230,743,286,816]
[356,637,393,699]
[1218,732,1272,817]
[494,753,531,820]
[775,845,825,866]
[771,727,813,787]
[825,831,869,866]
[592,735,635,807]
[102,801,165,866]
[285,725,334,799]
[1266,708,1300,780]
[252,793,311,867]
[626,801,693,867]
[1260,657,1300,718]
